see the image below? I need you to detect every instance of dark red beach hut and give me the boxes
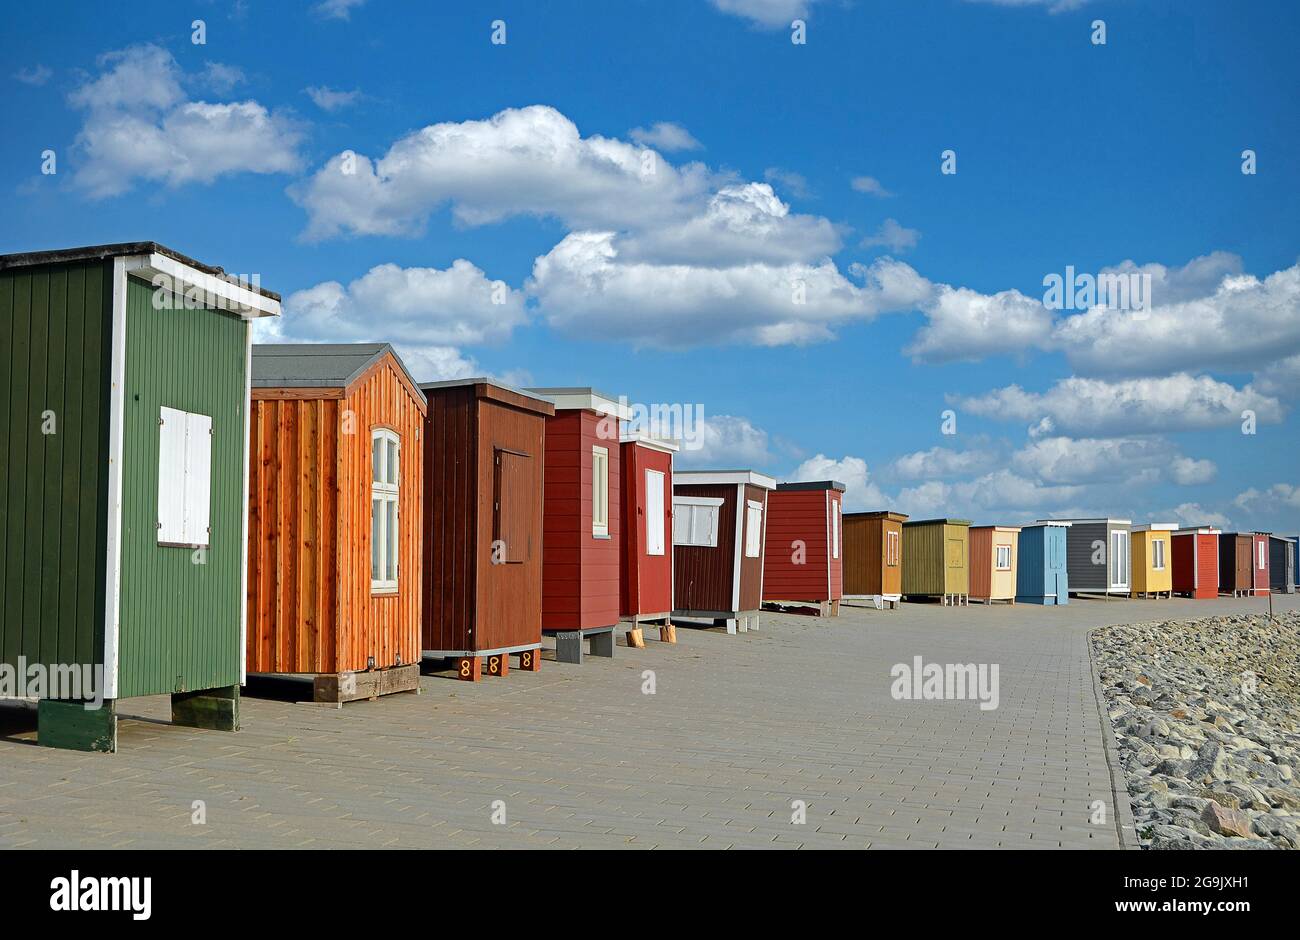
[419,378,555,681]
[528,388,631,663]
[619,433,678,645]
[761,481,845,616]
[672,470,777,634]
[1171,527,1219,599]
[1218,531,1270,597]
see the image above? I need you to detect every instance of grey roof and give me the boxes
[252,343,422,399]
[421,376,555,405]
[776,480,846,493]
[0,241,281,301]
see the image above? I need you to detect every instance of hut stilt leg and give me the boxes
[172,685,239,732]
[38,698,117,753]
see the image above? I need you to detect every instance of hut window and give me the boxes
[1258,539,1266,569]
[371,429,400,592]
[744,500,763,558]
[592,446,609,537]
[157,406,212,549]
[673,496,722,547]
[996,544,1012,570]
[645,469,666,556]
[1152,538,1166,570]
[831,501,841,559]
[1110,530,1130,587]
[886,530,899,566]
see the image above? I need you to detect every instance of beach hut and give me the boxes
[842,510,908,610]
[969,525,1021,604]
[0,242,279,750]
[420,379,554,681]
[673,470,777,633]
[1268,535,1295,594]
[1047,518,1132,597]
[1171,527,1220,599]
[1130,523,1178,599]
[527,387,631,664]
[762,481,846,616]
[246,344,425,702]
[1218,532,1270,597]
[1015,522,1070,605]
[619,432,678,645]
[901,519,972,605]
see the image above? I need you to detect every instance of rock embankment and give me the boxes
[1092,611,1300,850]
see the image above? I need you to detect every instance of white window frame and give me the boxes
[995,544,1012,570]
[157,406,213,549]
[673,496,722,548]
[831,501,841,560]
[592,445,609,538]
[645,469,665,556]
[371,428,400,593]
[744,499,763,559]
[1152,537,1166,571]
[1257,539,1266,570]
[1110,530,1130,588]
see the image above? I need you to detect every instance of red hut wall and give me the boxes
[1172,533,1217,599]
[541,410,622,630]
[763,489,840,603]
[738,483,770,611]
[1252,533,1270,594]
[620,442,673,618]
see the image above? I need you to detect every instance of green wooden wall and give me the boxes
[116,277,248,698]
[0,261,111,679]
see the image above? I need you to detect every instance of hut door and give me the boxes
[1109,530,1130,589]
[645,469,665,555]
[1235,539,1251,588]
[494,448,533,563]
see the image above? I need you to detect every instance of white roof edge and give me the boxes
[123,252,281,319]
[1024,520,1073,527]
[1040,517,1132,525]
[973,524,1023,531]
[1174,526,1222,535]
[526,387,631,420]
[620,430,680,453]
[675,470,777,490]
[1133,522,1179,532]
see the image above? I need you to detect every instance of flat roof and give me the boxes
[1174,527,1221,535]
[421,376,553,404]
[776,480,846,493]
[1038,517,1132,526]
[619,430,681,453]
[903,518,973,527]
[1132,522,1179,532]
[525,386,631,419]
[843,510,909,521]
[1020,520,1073,528]
[971,524,1022,532]
[675,470,777,490]
[0,241,282,302]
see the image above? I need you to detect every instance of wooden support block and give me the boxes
[455,657,483,682]
[659,624,677,644]
[516,648,541,672]
[173,684,240,731]
[627,627,646,649]
[38,698,117,753]
[486,653,510,677]
[313,665,420,703]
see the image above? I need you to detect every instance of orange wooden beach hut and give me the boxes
[247,343,426,703]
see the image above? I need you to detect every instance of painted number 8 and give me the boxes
[459,660,471,678]
[489,656,500,674]
[521,651,532,668]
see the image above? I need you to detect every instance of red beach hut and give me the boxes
[619,433,678,645]
[761,481,845,616]
[528,387,631,664]
[1171,527,1220,599]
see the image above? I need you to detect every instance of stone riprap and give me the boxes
[1093,611,1300,850]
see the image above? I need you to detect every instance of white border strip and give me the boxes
[239,322,252,684]
[121,253,280,319]
[102,258,128,700]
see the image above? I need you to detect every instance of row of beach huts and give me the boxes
[1,244,1296,752]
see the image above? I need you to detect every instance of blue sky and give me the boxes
[4,0,1298,532]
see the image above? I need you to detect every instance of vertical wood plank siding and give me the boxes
[902,520,969,596]
[843,513,904,596]
[1065,522,1107,591]
[763,488,837,603]
[117,277,246,697]
[1,260,110,677]
[619,442,674,618]
[421,384,547,655]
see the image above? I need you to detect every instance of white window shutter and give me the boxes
[185,411,213,546]
[157,407,187,544]
[646,469,665,556]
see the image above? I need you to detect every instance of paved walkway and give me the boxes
[2,594,1294,849]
